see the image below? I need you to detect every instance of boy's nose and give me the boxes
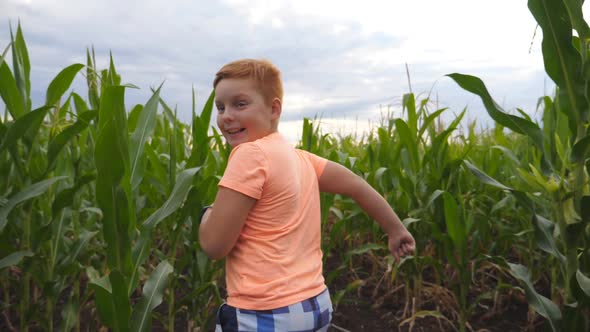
[222,111,234,122]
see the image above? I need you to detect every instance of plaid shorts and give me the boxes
[215,288,333,332]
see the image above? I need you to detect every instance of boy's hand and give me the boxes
[388,229,416,263]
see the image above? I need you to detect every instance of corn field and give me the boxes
[1,1,590,331]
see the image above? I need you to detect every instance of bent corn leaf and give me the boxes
[0,176,68,233]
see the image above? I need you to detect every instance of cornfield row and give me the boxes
[1,1,590,331]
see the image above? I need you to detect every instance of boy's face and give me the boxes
[215,78,279,147]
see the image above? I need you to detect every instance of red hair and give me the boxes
[213,59,283,105]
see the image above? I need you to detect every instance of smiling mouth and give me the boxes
[227,128,246,135]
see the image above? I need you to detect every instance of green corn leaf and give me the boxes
[129,231,152,296]
[442,192,465,252]
[0,41,11,68]
[58,302,77,332]
[110,270,131,331]
[0,105,51,153]
[155,92,177,123]
[52,173,95,215]
[0,176,68,233]
[447,73,549,168]
[582,196,590,223]
[394,118,419,171]
[562,302,589,332]
[402,93,417,138]
[11,22,31,113]
[45,64,84,107]
[145,143,167,190]
[425,189,444,208]
[418,107,446,138]
[130,84,162,191]
[94,85,132,275]
[59,229,98,269]
[127,104,143,133]
[528,0,587,130]
[571,134,590,163]
[0,250,33,270]
[345,243,387,258]
[571,268,590,309]
[534,214,566,266]
[576,270,590,298]
[142,166,200,229]
[129,167,199,292]
[108,51,121,86]
[188,90,215,167]
[463,160,513,190]
[130,260,173,332]
[86,48,100,110]
[200,88,214,128]
[508,263,561,331]
[463,160,535,212]
[563,0,590,39]
[491,145,521,165]
[88,274,115,328]
[71,92,89,114]
[0,55,26,119]
[169,106,178,190]
[46,110,97,173]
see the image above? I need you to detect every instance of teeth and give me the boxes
[227,128,242,134]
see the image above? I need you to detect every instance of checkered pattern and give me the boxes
[215,288,332,332]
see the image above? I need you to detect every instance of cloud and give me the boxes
[1,0,560,140]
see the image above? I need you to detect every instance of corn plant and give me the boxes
[448,0,590,330]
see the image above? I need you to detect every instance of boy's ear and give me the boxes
[271,98,282,120]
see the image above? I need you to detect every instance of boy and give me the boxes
[199,59,415,332]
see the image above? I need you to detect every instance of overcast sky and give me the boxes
[1,0,578,142]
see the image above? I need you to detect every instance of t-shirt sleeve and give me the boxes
[219,143,267,199]
[298,150,328,178]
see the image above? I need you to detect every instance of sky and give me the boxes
[0,0,577,143]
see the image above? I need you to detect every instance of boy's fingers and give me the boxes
[401,243,408,254]
[406,243,414,252]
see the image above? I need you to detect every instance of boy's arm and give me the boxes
[198,187,256,260]
[318,160,415,262]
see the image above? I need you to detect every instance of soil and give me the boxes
[0,252,551,332]
[323,249,548,332]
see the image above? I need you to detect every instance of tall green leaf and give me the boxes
[11,22,31,113]
[129,167,200,292]
[463,160,513,191]
[46,110,97,173]
[0,176,68,232]
[0,250,33,270]
[129,85,162,191]
[563,0,590,39]
[142,166,200,229]
[528,0,587,129]
[130,260,173,332]
[189,90,215,167]
[86,47,100,110]
[534,214,566,266]
[442,192,465,252]
[45,64,84,107]
[447,73,549,166]
[571,134,590,163]
[110,270,131,331]
[94,85,132,276]
[0,55,25,119]
[0,105,51,153]
[394,118,419,171]
[508,263,562,331]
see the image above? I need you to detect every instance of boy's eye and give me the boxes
[216,104,225,112]
[236,101,247,108]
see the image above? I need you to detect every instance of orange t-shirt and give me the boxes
[218,132,328,310]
